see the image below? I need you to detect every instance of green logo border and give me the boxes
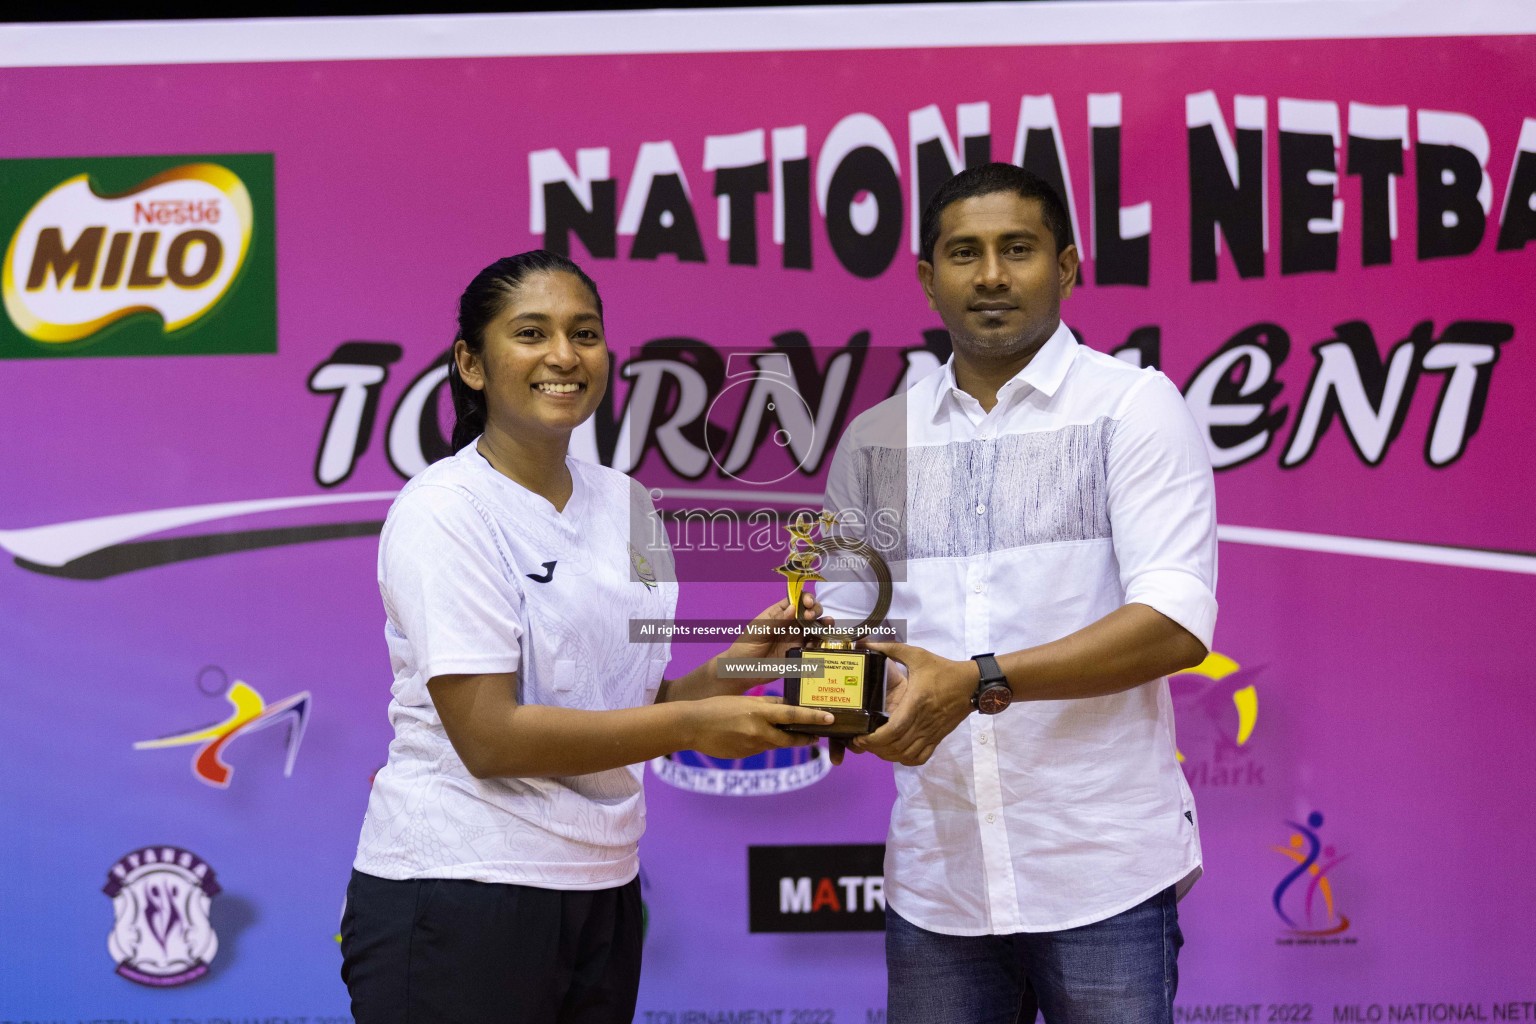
[0,152,276,359]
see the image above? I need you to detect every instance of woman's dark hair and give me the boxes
[447,250,604,452]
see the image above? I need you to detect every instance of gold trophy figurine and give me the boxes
[775,511,893,737]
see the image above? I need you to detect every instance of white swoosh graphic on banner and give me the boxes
[0,491,398,567]
[1,491,1534,575]
[1215,525,1536,575]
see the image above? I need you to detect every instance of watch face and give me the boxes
[976,685,1012,715]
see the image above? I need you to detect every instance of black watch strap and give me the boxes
[971,653,1013,715]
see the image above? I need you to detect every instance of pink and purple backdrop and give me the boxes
[2,4,1534,1020]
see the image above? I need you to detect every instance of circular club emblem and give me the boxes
[629,542,658,589]
[104,845,221,987]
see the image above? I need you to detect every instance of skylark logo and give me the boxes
[134,666,311,788]
[0,154,275,357]
[1172,651,1264,787]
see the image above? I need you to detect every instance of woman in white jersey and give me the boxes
[340,251,833,1023]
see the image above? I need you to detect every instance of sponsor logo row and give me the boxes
[101,807,1349,993]
[749,824,1352,940]
[108,646,1301,987]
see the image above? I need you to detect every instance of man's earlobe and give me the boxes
[1058,245,1081,299]
[917,260,937,310]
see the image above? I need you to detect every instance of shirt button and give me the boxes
[976,503,986,515]
[978,733,989,745]
[972,582,983,594]
[985,812,997,824]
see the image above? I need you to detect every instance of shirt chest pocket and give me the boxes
[550,658,602,710]
[553,658,579,694]
[988,424,1114,548]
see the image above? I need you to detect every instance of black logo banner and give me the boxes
[748,843,885,933]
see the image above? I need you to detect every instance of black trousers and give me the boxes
[340,869,644,1024]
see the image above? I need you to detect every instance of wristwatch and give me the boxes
[970,653,1013,714]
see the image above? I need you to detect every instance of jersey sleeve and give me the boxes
[379,483,524,681]
[1106,372,1220,650]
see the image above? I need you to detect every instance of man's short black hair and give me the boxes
[919,163,1074,265]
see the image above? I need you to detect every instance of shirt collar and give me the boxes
[930,320,1079,418]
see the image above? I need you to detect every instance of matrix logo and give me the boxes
[0,153,275,357]
[748,843,886,933]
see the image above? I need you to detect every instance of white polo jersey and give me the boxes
[353,444,677,889]
[819,322,1218,934]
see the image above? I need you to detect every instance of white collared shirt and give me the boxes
[354,445,678,889]
[819,321,1217,934]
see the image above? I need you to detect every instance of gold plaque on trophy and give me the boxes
[775,512,893,737]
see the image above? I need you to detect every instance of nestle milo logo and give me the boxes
[0,153,275,358]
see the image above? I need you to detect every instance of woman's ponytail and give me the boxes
[447,356,487,453]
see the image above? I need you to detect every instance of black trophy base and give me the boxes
[778,707,889,738]
[777,645,888,737]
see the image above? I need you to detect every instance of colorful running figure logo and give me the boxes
[1271,811,1350,935]
[134,667,311,788]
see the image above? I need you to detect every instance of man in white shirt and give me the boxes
[819,164,1218,1023]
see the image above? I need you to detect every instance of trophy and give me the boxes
[774,511,893,737]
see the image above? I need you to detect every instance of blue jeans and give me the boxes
[886,886,1183,1024]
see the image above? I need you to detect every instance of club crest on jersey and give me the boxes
[103,846,221,987]
[629,543,658,589]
